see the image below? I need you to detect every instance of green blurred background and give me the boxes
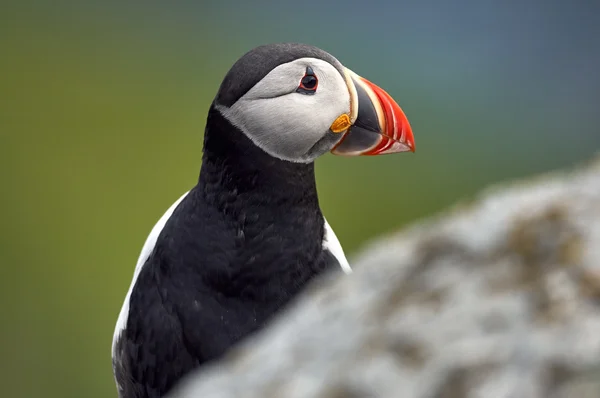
[1,1,599,397]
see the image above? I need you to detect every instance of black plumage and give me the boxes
[113,105,341,398]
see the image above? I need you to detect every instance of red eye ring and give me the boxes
[299,75,318,90]
[297,66,318,94]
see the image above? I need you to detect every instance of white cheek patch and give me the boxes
[217,58,351,163]
[228,95,325,156]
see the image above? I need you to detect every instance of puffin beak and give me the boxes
[330,68,415,155]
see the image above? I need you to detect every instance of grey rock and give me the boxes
[168,155,600,398]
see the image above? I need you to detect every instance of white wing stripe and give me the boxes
[112,191,190,357]
[323,218,352,274]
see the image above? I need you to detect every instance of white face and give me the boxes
[216,57,352,163]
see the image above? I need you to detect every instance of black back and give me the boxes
[113,106,341,398]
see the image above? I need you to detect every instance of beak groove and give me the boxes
[331,69,415,156]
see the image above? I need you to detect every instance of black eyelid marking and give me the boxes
[296,89,316,95]
[306,66,315,76]
[250,91,294,101]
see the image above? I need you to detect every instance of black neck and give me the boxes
[115,105,335,398]
[198,105,319,206]
[187,105,329,300]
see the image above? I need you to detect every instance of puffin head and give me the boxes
[214,43,415,163]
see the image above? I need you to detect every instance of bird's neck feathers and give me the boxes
[198,105,320,206]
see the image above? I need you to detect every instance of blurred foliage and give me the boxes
[1,1,598,397]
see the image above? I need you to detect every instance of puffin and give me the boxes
[112,43,415,398]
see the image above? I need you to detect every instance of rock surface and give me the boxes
[168,155,600,398]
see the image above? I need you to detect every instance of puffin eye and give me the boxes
[296,66,318,95]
